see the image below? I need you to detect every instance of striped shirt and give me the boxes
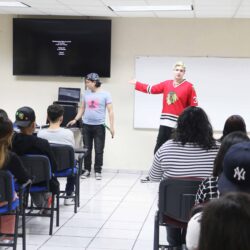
[149,139,220,182]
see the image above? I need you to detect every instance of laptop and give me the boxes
[58,87,81,103]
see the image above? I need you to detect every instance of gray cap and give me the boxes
[85,73,99,81]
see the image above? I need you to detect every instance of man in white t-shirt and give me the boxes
[38,104,76,205]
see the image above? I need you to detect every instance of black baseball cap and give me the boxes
[15,106,35,128]
[218,141,250,194]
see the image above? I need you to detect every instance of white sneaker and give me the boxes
[81,170,90,179]
[64,198,75,206]
[95,172,102,180]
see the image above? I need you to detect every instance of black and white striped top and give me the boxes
[149,139,220,182]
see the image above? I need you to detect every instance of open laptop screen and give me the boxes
[58,87,81,102]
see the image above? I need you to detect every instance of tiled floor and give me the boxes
[14,171,168,250]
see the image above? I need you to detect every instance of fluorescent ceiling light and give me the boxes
[109,5,193,12]
[0,1,29,7]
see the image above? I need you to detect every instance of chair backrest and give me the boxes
[50,144,75,172]
[53,101,79,127]
[0,170,15,210]
[20,155,51,185]
[158,178,202,223]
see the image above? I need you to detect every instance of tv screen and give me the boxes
[13,18,111,77]
[58,87,81,102]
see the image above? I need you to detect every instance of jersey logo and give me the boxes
[167,91,178,105]
[234,166,246,181]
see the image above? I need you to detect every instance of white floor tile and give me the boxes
[103,221,143,231]
[43,235,91,248]
[55,226,99,237]
[88,238,134,250]
[64,218,106,228]
[96,228,139,240]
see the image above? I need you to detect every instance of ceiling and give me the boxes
[0,0,249,18]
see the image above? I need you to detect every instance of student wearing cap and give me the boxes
[67,73,114,180]
[186,141,250,250]
[129,62,198,182]
[12,106,59,208]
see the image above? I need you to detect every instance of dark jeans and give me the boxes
[167,228,186,249]
[154,125,175,154]
[82,124,106,173]
[65,176,76,195]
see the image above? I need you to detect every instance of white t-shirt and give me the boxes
[37,127,75,147]
[186,211,202,250]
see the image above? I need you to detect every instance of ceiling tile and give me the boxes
[103,0,147,6]
[116,11,156,17]
[155,10,194,18]
[58,0,105,6]
[147,0,193,4]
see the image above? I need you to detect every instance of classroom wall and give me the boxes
[1,15,250,171]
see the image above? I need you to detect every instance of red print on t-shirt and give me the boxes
[88,100,99,109]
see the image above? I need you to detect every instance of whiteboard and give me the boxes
[134,56,250,131]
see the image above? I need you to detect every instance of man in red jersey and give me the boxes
[129,62,198,182]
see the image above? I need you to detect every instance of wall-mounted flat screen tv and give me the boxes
[13,18,111,77]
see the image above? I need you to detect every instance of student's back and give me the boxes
[12,132,57,172]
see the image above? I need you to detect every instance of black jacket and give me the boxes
[12,133,58,172]
[2,151,31,184]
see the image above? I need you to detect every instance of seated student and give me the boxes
[195,131,249,205]
[148,106,220,249]
[219,114,247,141]
[186,141,250,250]
[199,193,250,250]
[0,113,30,242]
[37,104,76,205]
[12,106,59,208]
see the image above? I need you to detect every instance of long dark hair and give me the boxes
[173,106,216,149]
[0,116,13,168]
[220,115,246,141]
[213,131,249,176]
[198,193,250,250]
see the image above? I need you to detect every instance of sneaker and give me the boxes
[0,238,14,244]
[95,172,102,180]
[140,176,150,183]
[81,170,90,179]
[64,198,75,206]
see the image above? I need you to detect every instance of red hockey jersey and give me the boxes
[135,80,198,128]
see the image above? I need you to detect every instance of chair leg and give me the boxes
[56,193,60,227]
[154,211,160,250]
[74,174,79,213]
[49,194,55,235]
[13,209,19,250]
[22,203,26,250]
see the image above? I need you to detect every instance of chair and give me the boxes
[50,144,80,218]
[153,178,202,250]
[0,170,30,250]
[20,155,58,235]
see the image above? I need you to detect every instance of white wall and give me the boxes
[1,15,250,170]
